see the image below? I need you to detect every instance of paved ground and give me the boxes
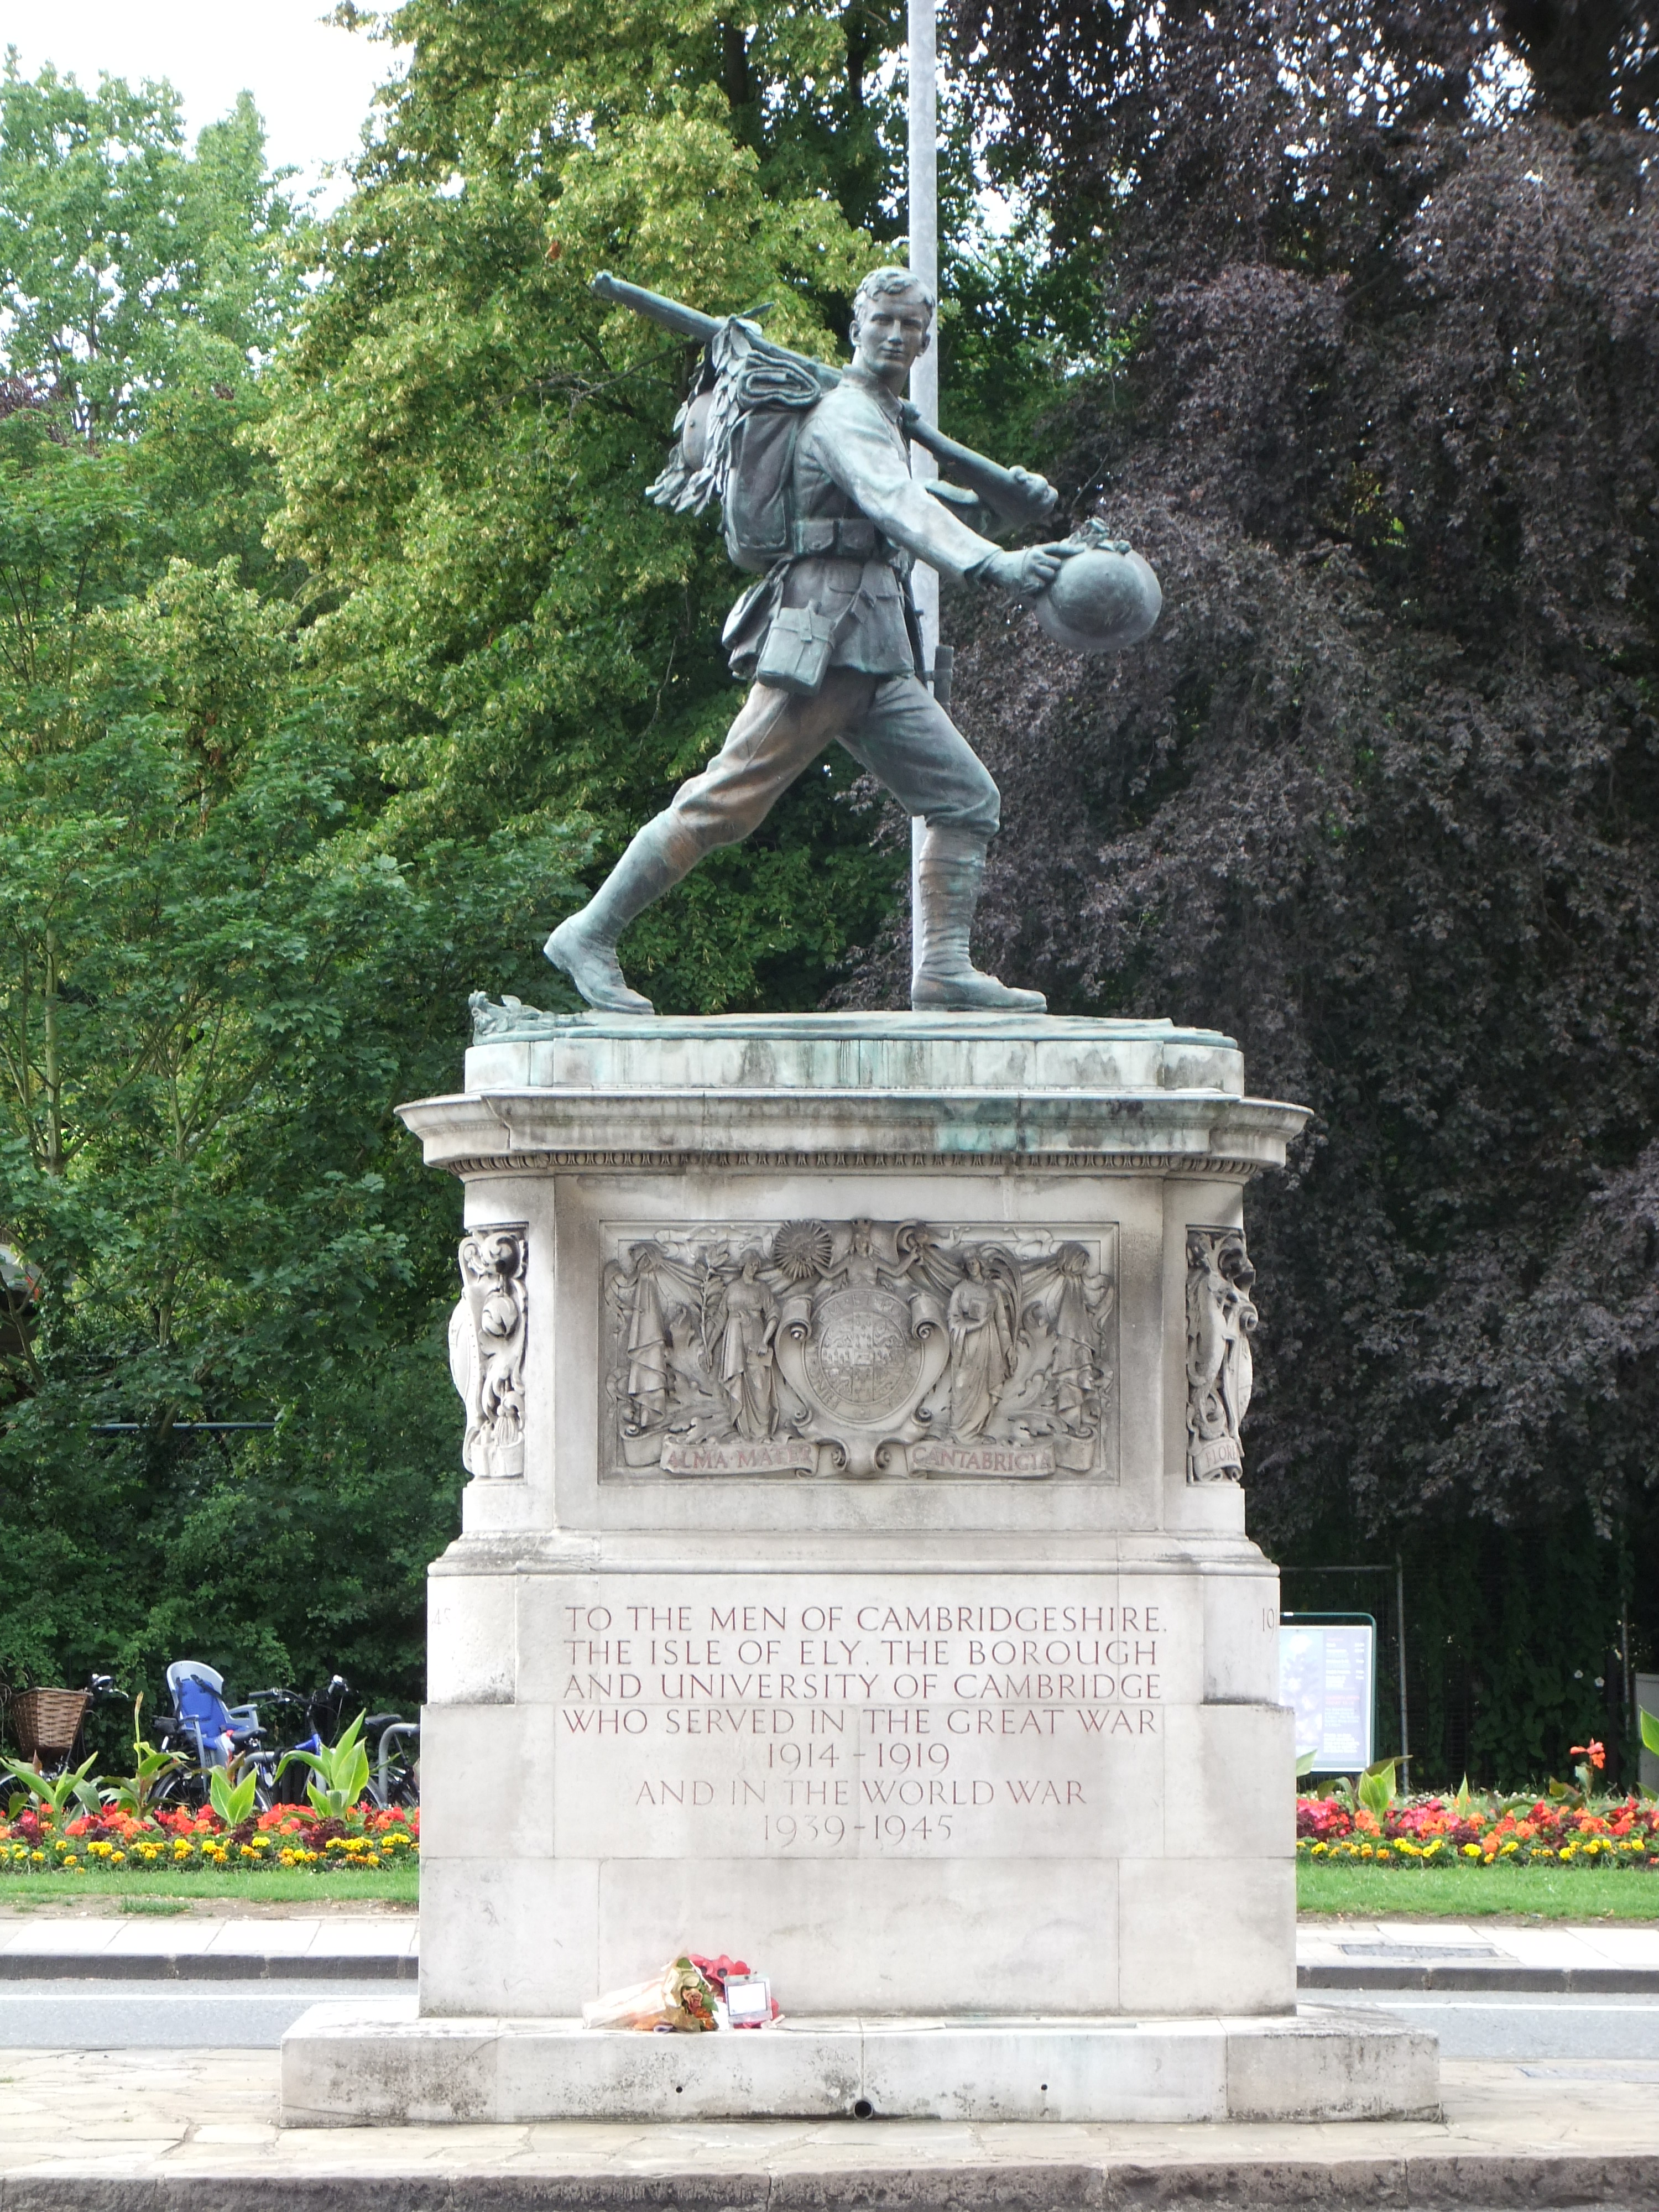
[1366,1989,1659,2058]
[4,1933,1659,2205]
[0,1978,378,2047]
[9,1913,1659,1987]
[8,1981,1659,2056]
[1298,1914,1659,1989]
[3,2049,1659,2207]
[0,1913,418,1978]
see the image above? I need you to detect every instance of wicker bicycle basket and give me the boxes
[7,1688,89,1759]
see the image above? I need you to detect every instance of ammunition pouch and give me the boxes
[790,517,893,561]
[755,604,839,696]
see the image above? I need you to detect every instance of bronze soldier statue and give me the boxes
[546,266,1092,1018]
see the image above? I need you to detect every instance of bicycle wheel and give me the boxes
[150,1765,211,1817]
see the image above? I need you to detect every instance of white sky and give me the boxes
[0,0,399,206]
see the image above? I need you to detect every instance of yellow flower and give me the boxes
[1462,1842,1481,1859]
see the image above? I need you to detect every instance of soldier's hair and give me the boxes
[851,266,936,326]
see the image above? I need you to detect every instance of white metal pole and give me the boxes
[907,0,939,998]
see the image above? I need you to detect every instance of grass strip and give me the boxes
[1300,1861,1659,1918]
[0,1865,418,1906]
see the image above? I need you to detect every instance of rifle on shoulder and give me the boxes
[592,270,1056,528]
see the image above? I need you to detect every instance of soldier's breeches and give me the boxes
[648,669,1000,878]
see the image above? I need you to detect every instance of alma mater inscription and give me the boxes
[549,1583,1170,1860]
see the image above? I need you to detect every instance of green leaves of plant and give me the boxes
[1,1752,101,1822]
[206,1760,259,1829]
[278,1711,371,1820]
[1356,1757,1397,1819]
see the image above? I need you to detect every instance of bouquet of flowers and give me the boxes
[581,1955,721,2033]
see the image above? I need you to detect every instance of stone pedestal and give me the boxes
[281,1010,1438,2123]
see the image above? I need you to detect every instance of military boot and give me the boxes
[911,825,1047,1013]
[544,817,681,1015]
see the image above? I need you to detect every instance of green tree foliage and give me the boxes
[265,0,915,1015]
[10,0,1651,1792]
[842,0,1659,1782]
[0,70,582,1719]
[0,62,301,435]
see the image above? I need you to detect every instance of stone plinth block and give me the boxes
[280,2000,1439,2126]
[289,1008,1430,2121]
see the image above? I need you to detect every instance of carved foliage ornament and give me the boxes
[603,1219,1117,1480]
[449,1226,528,1479]
[1185,1227,1257,1483]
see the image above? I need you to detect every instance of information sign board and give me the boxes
[1279,1620,1374,1772]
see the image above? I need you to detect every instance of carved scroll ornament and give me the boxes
[1185,1227,1257,1483]
[448,1226,528,1479]
[603,1218,1117,1480]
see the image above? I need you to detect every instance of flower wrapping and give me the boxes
[581,1955,721,2032]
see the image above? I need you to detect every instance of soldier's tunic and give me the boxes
[652,367,1005,880]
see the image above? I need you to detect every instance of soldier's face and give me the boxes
[852,291,932,384]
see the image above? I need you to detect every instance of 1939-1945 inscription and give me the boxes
[602,1218,1118,1480]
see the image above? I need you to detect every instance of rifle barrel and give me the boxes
[591,271,723,346]
[906,417,1058,525]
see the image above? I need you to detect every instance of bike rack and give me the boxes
[377,1721,420,1807]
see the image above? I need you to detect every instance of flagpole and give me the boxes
[907,0,939,999]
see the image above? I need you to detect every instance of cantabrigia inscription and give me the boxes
[602,1219,1117,1480]
[550,1579,1169,1860]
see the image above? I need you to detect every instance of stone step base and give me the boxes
[281,1999,1438,2126]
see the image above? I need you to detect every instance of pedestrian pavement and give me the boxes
[3,2048,1659,2208]
[0,1913,417,1979]
[1297,1915,1659,1990]
[6,1912,1659,1986]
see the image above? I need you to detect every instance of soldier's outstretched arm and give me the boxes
[900,406,1058,529]
[815,400,1078,596]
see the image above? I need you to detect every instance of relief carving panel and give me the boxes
[449,1225,528,1479]
[1185,1227,1256,1483]
[602,1219,1117,1480]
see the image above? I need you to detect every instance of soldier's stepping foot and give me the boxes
[912,973,1047,1013]
[544,917,657,1017]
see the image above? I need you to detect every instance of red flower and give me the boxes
[1571,1741,1607,1770]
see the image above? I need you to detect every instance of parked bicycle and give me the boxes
[2,1672,128,1778]
[149,1661,278,1814]
[160,1668,420,1811]
[249,1674,419,1809]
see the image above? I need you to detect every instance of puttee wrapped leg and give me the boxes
[544,816,684,1016]
[911,825,1047,1013]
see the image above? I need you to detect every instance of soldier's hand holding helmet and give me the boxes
[974,543,1084,597]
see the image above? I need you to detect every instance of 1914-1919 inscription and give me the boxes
[602,1219,1117,1481]
[549,1578,1170,1861]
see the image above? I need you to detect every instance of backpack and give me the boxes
[649,320,831,573]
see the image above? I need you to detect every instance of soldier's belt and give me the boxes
[790,518,894,560]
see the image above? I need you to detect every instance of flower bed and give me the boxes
[0,1801,418,1874]
[1298,1792,1659,1868]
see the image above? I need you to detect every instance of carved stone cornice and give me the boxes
[431,1149,1274,1180]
